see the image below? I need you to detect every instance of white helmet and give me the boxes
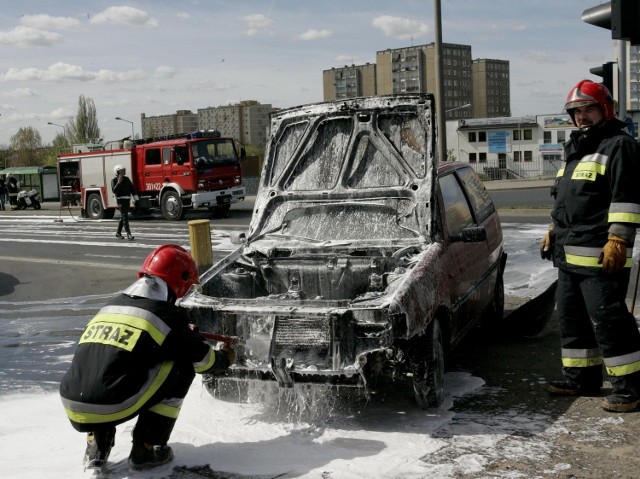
[114,164,126,176]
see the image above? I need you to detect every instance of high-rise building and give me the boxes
[141,101,273,148]
[628,45,640,113]
[140,110,198,139]
[472,59,511,117]
[323,42,509,120]
[323,63,377,100]
[198,100,273,148]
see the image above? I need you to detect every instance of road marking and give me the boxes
[0,255,138,270]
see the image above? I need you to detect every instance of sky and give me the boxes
[0,1,615,147]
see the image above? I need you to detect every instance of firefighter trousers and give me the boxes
[556,268,640,396]
[116,199,132,235]
[71,360,195,446]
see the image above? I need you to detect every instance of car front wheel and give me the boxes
[411,318,445,409]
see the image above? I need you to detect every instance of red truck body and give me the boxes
[57,130,246,220]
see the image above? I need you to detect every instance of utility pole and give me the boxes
[434,0,446,163]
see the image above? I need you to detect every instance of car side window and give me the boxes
[440,173,473,237]
[456,166,495,223]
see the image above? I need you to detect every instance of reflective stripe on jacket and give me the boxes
[551,120,640,275]
[60,294,221,425]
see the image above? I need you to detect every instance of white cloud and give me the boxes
[0,87,40,98]
[521,50,557,64]
[0,26,62,47]
[20,14,84,31]
[372,15,428,40]
[0,62,148,82]
[154,66,177,78]
[296,29,332,41]
[177,12,190,20]
[242,14,272,36]
[90,6,158,28]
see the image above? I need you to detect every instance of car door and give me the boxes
[438,170,490,338]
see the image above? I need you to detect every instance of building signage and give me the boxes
[539,143,563,152]
[488,130,511,153]
[543,115,573,129]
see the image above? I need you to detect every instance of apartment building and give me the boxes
[323,42,508,120]
[141,101,273,148]
[472,59,511,117]
[140,110,198,139]
[323,63,377,100]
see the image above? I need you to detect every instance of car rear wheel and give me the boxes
[411,318,445,409]
[481,272,505,329]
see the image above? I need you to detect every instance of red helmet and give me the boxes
[564,80,615,125]
[138,244,199,298]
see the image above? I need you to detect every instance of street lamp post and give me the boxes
[47,121,65,131]
[115,117,135,140]
[445,103,472,115]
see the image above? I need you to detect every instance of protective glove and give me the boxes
[598,234,627,273]
[221,343,236,366]
[540,225,554,260]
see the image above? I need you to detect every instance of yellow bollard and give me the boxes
[188,219,213,273]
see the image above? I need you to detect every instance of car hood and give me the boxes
[246,94,437,245]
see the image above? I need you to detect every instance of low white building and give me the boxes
[445,114,576,179]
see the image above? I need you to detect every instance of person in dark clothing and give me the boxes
[60,244,236,471]
[6,176,18,210]
[541,79,640,413]
[111,164,137,240]
[0,178,6,210]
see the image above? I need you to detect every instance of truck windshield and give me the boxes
[191,140,237,166]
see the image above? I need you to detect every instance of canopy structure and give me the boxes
[1,166,47,176]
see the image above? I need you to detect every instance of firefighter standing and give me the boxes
[111,164,137,240]
[541,80,640,412]
[59,244,236,471]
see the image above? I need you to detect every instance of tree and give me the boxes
[9,126,43,166]
[41,132,72,166]
[67,95,101,144]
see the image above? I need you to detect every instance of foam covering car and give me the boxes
[180,94,506,408]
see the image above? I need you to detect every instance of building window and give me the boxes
[478,131,487,142]
[557,131,566,143]
[513,129,520,141]
[479,152,487,163]
[469,152,477,163]
[468,132,477,142]
[523,129,533,140]
[544,131,552,144]
[514,151,521,162]
[524,150,533,162]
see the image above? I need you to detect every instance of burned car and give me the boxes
[180,94,506,408]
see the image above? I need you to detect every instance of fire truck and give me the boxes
[57,130,246,221]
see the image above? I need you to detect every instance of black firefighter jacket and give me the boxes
[59,293,227,426]
[551,118,640,275]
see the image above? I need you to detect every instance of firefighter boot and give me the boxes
[128,439,173,471]
[547,380,601,397]
[601,395,640,413]
[83,426,116,470]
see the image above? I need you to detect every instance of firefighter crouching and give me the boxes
[59,244,235,471]
[541,79,640,412]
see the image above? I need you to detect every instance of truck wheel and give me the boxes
[86,193,105,219]
[161,190,184,220]
[411,318,445,409]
